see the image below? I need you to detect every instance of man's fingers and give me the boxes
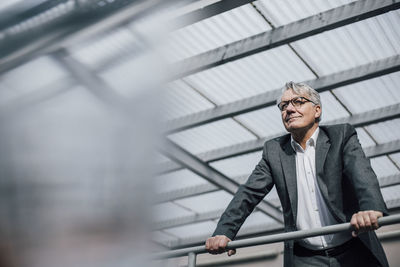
[372,211,383,230]
[205,235,232,255]
[356,214,365,229]
[351,211,384,236]
[350,214,359,236]
[362,212,372,230]
[227,249,236,256]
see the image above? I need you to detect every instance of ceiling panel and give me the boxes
[0,56,68,99]
[254,0,356,27]
[155,169,208,193]
[235,105,286,138]
[152,202,194,222]
[69,27,141,70]
[319,91,350,122]
[163,221,216,239]
[163,79,214,121]
[333,72,400,115]
[370,156,400,178]
[99,50,164,98]
[291,10,400,76]
[265,186,280,207]
[167,118,257,155]
[184,45,316,105]
[174,190,233,213]
[381,184,400,209]
[355,127,376,148]
[365,118,400,144]
[389,153,400,167]
[210,151,263,178]
[238,211,276,230]
[164,4,271,62]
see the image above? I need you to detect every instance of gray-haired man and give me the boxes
[206,82,388,266]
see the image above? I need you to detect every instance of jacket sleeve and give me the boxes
[342,124,389,216]
[212,142,275,240]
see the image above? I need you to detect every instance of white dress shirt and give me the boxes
[291,127,351,249]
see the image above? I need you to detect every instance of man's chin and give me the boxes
[284,123,302,133]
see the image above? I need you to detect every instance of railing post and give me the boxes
[188,252,196,267]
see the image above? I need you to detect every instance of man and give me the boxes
[205,82,389,266]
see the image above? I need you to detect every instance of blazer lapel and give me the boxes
[315,128,331,204]
[279,137,298,223]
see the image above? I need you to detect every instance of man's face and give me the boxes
[280,89,321,133]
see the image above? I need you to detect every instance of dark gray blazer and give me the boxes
[213,124,389,267]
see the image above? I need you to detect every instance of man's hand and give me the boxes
[350,210,383,237]
[205,235,236,256]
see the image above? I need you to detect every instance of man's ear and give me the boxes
[315,105,321,120]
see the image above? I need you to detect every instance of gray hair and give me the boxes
[277,81,322,122]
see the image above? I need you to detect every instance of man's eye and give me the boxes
[293,99,303,105]
[281,103,288,109]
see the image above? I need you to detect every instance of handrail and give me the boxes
[153,213,400,261]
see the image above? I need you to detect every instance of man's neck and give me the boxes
[291,123,319,150]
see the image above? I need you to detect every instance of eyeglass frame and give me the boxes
[277,96,317,111]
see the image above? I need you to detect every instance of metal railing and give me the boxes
[153,214,400,267]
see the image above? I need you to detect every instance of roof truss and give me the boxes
[171,0,400,78]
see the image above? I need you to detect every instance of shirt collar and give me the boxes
[290,127,319,151]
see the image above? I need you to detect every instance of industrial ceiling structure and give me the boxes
[1,0,400,256]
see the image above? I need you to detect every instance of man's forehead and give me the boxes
[281,89,302,100]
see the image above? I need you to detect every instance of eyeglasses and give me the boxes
[277,96,316,111]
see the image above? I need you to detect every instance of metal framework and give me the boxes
[55,50,125,106]
[0,0,166,74]
[166,55,400,133]
[161,138,284,223]
[167,0,255,30]
[170,0,400,78]
[155,175,247,203]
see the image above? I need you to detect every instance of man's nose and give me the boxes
[285,101,296,112]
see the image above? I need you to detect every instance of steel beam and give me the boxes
[55,50,125,106]
[166,55,400,133]
[379,174,400,188]
[156,183,217,203]
[158,160,182,174]
[167,0,255,30]
[364,140,400,158]
[170,0,400,78]
[161,138,284,223]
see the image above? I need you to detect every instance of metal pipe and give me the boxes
[188,252,196,267]
[153,213,400,260]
